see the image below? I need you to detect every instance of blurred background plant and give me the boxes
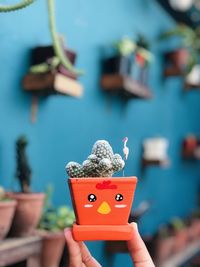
[39,185,75,232]
[160,24,200,73]
[15,135,32,193]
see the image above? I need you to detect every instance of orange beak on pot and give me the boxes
[97,201,111,215]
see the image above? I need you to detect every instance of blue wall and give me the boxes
[1,0,200,266]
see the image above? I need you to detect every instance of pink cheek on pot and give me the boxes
[114,204,127,208]
[84,204,93,208]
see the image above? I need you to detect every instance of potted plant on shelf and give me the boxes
[0,186,16,240]
[101,35,153,99]
[170,217,189,253]
[160,24,200,80]
[38,185,75,267]
[65,140,138,241]
[187,211,200,241]
[22,0,84,98]
[154,224,174,263]
[8,135,45,236]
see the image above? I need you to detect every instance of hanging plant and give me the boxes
[0,0,35,12]
[160,24,200,76]
[0,0,84,76]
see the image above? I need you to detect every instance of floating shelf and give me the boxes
[23,72,83,98]
[142,158,169,168]
[101,74,152,99]
[184,82,200,91]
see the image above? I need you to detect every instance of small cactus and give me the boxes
[65,140,125,178]
[65,162,85,178]
[16,135,32,193]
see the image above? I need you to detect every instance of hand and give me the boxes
[64,229,102,267]
[65,222,155,267]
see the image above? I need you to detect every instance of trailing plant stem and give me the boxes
[0,0,35,12]
[47,0,83,76]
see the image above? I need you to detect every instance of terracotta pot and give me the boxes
[0,200,16,240]
[31,45,76,66]
[8,192,45,237]
[68,177,137,241]
[173,228,189,253]
[103,55,133,75]
[164,48,189,76]
[188,219,200,241]
[156,237,174,262]
[40,231,65,267]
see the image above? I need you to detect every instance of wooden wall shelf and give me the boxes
[0,236,42,267]
[23,72,83,98]
[101,74,152,99]
[142,158,169,169]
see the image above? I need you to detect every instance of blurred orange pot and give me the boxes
[0,200,16,240]
[68,177,137,241]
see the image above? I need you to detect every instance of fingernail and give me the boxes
[130,222,138,231]
[64,228,72,239]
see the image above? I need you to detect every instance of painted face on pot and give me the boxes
[71,177,137,225]
[83,180,127,215]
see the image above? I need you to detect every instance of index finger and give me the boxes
[64,228,83,267]
[127,223,155,267]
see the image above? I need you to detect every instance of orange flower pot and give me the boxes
[67,177,137,241]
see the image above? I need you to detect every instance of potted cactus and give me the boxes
[38,186,75,267]
[154,225,174,263]
[65,140,138,241]
[8,135,45,236]
[0,186,17,240]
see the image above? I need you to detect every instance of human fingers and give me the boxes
[127,223,155,267]
[79,242,102,267]
[64,228,83,267]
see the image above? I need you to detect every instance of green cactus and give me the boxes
[65,162,85,178]
[16,135,32,193]
[92,140,114,160]
[65,140,125,178]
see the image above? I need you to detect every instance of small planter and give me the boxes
[39,231,65,267]
[31,45,76,66]
[173,228,189,253]
[156,237,174,262]
[188,218,200,241]
[68,177,137,241]
[8,192,45,237]
[164,48,189,76]
[102,55,132,75]
[0,200,16,240]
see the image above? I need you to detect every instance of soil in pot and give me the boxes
[0,200,16,240]
[8,192,45,237]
